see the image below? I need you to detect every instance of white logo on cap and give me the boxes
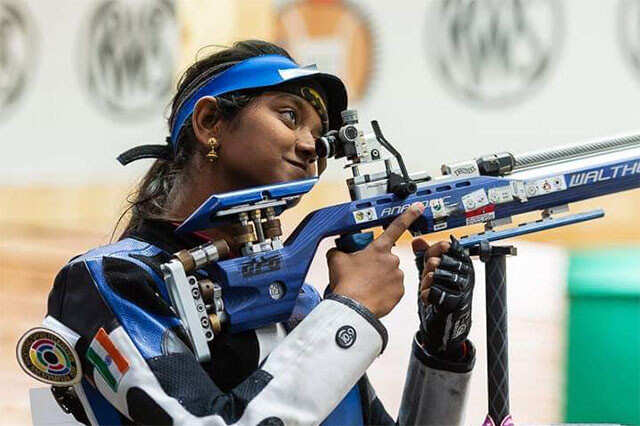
[278,65,319,81]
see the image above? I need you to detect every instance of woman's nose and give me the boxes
[296,131,318,163]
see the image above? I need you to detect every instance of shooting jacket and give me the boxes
[45,219,475,425]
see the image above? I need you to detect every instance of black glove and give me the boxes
[415,235,474,358]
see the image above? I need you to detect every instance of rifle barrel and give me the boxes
[513,133,640,171]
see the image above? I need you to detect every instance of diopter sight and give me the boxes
[315,109,424,200]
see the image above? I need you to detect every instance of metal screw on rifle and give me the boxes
[269,281,285,300]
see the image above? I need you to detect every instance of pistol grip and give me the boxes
[335,231,374,253]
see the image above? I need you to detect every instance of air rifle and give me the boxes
[161,110,640,364]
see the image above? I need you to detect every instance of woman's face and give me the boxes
[216,91,323,189]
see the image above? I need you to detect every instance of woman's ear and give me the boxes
[192,96,223,149]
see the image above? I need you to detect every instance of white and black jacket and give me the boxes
[45,220,475,425]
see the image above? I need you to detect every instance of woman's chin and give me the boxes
[243,169,308,188]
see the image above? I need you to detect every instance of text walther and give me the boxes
[568,161,640,187]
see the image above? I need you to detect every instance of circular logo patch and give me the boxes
[0,0,38,120]
[426,0,564,107]
[78,0,178,119]
[16,327,81,386]
[619,0,640,82]
[335,325,356,349]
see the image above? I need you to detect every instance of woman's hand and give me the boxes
[412,235,475,355]
[326,203,425,318]
[412,239,452,306]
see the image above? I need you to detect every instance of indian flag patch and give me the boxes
[86,328,129,392]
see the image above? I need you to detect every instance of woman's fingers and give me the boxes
[420,288,430,305]
[425,256,441,273]
[421,261,471,292]
[328,204,426,319]
[433,268,469,290]
[421,240,450,279]
[426,240,451,259]
[416,237,471,296]
[438,254,471,274]
[411,238,429,278]
[374,203,425,250]
[416,240,449,292]
[411,237,429,254]
[422,271,434,293]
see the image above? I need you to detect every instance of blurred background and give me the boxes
[1,0,639,424]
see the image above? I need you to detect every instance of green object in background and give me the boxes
[566,247,640,424]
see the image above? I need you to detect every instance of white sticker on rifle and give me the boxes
[433,221,448,231]
[353,207,377,224]
[461,189,489,212]
[465,211,495,225]
[488,186,514,204]
[525,175,567,197]
[429,198,448,219]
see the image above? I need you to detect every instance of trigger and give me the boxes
[409,214,429,236]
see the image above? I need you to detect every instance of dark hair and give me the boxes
[116,40,294,239]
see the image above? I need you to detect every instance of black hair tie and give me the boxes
[116,143,173,166]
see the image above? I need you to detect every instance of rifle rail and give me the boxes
[513,133,640,171]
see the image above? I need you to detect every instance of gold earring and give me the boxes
[206,137,219,162]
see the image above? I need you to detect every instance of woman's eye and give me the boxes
[281,110,297,125]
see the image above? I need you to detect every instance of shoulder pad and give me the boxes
[69,238,165,264]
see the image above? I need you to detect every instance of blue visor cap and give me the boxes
[170,54,348,149]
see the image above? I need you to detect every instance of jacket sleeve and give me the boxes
[397,332,475,426]
[355,333,475,426]
[47,255,388,425]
